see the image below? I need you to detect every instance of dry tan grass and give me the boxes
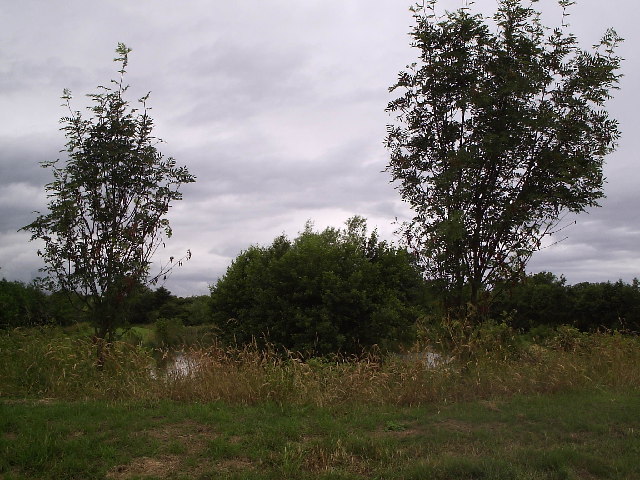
[106,455,180,479]
[1,326,639,406]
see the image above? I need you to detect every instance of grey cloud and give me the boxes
[0,231,44,284]
[529,196,640,283]
[0,137,58,184]
[0,137,60,235]
[166,40,342,131]
[2,0,640,296]
[176,143,396,227]
[0,57,87,95]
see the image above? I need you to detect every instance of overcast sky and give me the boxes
[1,0,638,296]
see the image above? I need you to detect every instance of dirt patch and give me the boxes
[573,468,600,480]
[0,398,58,405]
[140,420,218,453]
[106,455,180,479]
[436,419,507,434]
[374,421,426,438]
[216,458,256,472]
[0,466,23,479]
[568,431,592,444]
[612,426,637,439]
[145,420,216,440]
[185,457,256,477]
[436,419,474,433]
[384,426,424,438]
[301,442,371,475]
[479,399,502,412]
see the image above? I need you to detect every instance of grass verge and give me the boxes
[2,325,639,478]
[1,389,639,479]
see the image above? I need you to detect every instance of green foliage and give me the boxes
[46,291,86,326]
[0,327,155,399]
[210,217,428,355]
[0,279,49,328]
[492,273,640,332]
[418,314,525,362]
[491,272,573,330]
[570,279,640,331]
[544,324,588,352]
[154,317,186,347]
[21,44,195,343]
[386,0,622,315]
[128,285,174,324]
[180,295,212,326]
[2,324,640,407]
[127,286,211,327]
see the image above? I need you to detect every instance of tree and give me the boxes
[22,44,195,354]
[570,279,640,332]
[490,271,572,330]
[490,273,640,332]
[0,279,49,329]
[385,0,621,317]
[210,217,428,355]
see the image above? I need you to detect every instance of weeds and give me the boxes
[1,324,639,406]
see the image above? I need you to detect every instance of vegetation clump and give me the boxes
[210,217,428,356]
[1,2,635,476]
[1,323,638,406]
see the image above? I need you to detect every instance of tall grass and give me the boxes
[0,327,156,400]
[1,323,639,405]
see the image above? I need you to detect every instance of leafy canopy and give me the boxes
[22,44,195,341]
[386,0,621,314]
[210,217,428,356]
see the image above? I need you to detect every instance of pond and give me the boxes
[152,349,450,378]
[151,351,201,378]
[395,351,450,368]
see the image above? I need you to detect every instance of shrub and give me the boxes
[3,325,638,405]
[490,272,572,330]
[210,217,429,355]
[154,317,186,347]
[545,325,588,352]
[417,314,524,362]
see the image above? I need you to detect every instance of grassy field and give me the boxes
[2,390,639,479]
[1,324,639,479]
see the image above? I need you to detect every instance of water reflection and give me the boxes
[152,349,449,379]
[395,351,450,368]
[152,351,201,378]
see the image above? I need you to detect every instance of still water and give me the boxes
[152,351,200,378]
[153,349,448,378]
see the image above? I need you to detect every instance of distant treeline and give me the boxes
[2,272,639,335]
[490,272,640,332]
[0,280,209,331]
[0,272,640,332]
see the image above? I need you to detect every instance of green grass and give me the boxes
[1,390,638,479]
[121,325,156,345]
[2,325,639,478]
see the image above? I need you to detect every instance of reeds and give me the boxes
[1,324,639,405]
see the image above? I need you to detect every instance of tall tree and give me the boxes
[22,44,195,354]
[385,0,621,316]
